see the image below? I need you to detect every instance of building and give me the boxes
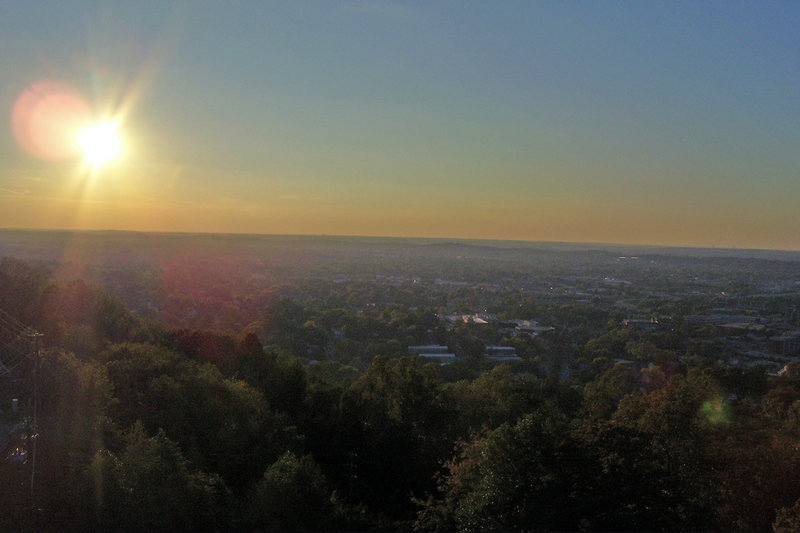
[485,345,522,362]
[513,320,555,336]
[770,332,800,356]
[418,353,456,365]
[408,344,450,354]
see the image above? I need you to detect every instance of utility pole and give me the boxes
[27,332,44,506]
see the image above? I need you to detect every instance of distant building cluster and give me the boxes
[407,344,522,364]
[770,332,800,356]
[439,314,555,337]
[621,317,674,331]
[406,313,557,364]
[408,345,456,364]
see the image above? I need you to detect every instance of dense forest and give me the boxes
[2,246,800,532]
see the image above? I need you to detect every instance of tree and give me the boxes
[612,369,724,530]
[247,451,332,531]
[329,355,452,520]
[422,406,589,532]
[774,498,800,533]
[574,422,684,531]
[103,342,300,491]
[581,362,639,420]
[89,424,229,531]
[29,348,116,528]
[94,293,144,343]
[0,257,49,324]
[232,344,308,417]
[447,365,540,434]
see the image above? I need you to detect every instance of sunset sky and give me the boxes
[1,1,798,250]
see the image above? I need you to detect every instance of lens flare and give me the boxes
[701,398,731,425]
[11,80,91,160]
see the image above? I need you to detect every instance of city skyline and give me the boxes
[1,1,798,250]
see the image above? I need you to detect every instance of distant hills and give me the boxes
[0,228,798,264]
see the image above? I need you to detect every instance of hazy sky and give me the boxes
[1,1,798,249]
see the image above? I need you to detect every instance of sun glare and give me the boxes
[78,122,122,167]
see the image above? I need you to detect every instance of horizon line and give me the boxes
[1,226,799,255]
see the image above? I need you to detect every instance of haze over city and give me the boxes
[1,1,798,250]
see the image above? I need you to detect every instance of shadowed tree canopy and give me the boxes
[247,451,333,531]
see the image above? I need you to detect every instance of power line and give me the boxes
[0,343,29,371]
[0,315,28,337]
[0,307,38,374]
[28,332,43,504]
[0,329,32,368]
[0,306,44,520]
[0,308,34,335]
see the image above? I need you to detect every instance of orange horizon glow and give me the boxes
[2,4,798,253]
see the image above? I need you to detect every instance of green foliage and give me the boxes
[5,253,800,532]
[307,359,363,388]
[575,422,686,531]
[581,362,639,420]
[612,370,726,530]
[103,342,301,491]
[247,451,332,531]
[348,355,448,435]
[774,498,800,533]
[90,424,229,531]
[0,256,50,323]
[336,355,453,519]
[23,348,118,528]
[422,406,589,532]
[446,365,545,434]
[39,347,115,427]
[233,343,308,416]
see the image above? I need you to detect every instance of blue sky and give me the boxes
[1,1,798,249]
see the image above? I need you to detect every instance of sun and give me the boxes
[78,122,122,167]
